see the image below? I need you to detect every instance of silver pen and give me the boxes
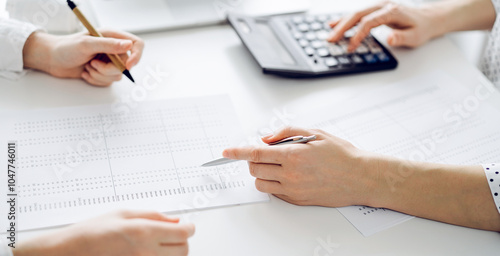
[201,135,317,167]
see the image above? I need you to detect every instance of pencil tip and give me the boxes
[67,0,76,9]
[123,70,135,83]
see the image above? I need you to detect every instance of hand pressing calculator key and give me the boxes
[228,13,398,78]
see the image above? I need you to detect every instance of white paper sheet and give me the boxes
[295,71,500,236]
[0,95,269,231]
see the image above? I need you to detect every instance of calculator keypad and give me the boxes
[289,14,390,68]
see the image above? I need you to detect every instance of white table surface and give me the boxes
[1,0,500,255]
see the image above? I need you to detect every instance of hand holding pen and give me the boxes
[202,135,317,167]
[219,126,373,208]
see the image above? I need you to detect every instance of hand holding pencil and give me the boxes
[23,28,144,86]
[23,1,144,87]
[66,0,139,84]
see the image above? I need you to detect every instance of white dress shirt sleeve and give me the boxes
[0,242,13,256]
[481,164,500,214]
[0,18,39,80]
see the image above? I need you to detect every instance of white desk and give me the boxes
[2,0,500,255]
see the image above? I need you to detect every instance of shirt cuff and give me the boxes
[482,164,500,214]
[0,18,39,80]
[0,241,13,256]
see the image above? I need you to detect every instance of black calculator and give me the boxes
[227,13,398,78]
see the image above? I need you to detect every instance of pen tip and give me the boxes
[123,70,135,83]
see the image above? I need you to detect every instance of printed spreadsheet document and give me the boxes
[0,95,269,231]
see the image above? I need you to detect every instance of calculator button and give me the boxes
[324,57,338,67]
[344,28,356,38]
[352,54,364,64]
[363,54,378,64]
[338,56,351,65]
[339,43,349,53]
[311,40,324,49]
[368,44,382,53]
[330,14,341,21]
[298,39,309,47]
[324,23,332,30]
[293,32,303,40]
[304,47,315,56]
[305,32,316,41]
[310,22,322,31]
[315,30,329,40]
[355,44,369,54]
[328,44,344,56]
[292,16,304,24]
[297,23,309,32]
[305,16,315,23]
[366,39,383,53]
[337,39,349,50]
[336,38,347,45]
[316,48,330,57]
[316,15,329,22]
[376,52,390,62]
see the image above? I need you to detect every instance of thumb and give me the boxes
[387,29,416,47]
[83,37,133,55]
[261,126,316,144]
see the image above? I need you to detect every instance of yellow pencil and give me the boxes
[66,0,135,83]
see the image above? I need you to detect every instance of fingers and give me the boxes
[327,3,385,42]
[80,29,145,70]
[222,146,284,164]
[118,210,180,223]
[261,126,322,144]
[255,179,283,194]
[117,211,195,246]
[90,59,122,76]
[347,5,401,51]
[328,18,340,28]
[118,53,130,66]
[248,162,284,182]
[146,221,195,244]
[158,244,189,256]
[387,29,417,47]
[82,55,130,87]
[82,63,121,87]
[82,36,133,56]
[81,68,109,87]
[99,29,145,70]
[223,126,326,164]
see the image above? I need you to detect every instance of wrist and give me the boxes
[357,152,407,209]
[351,150,389,207]
[422,0,491,36]
[12,231,66,256]
[22,31,55,75]
[419,3,451,39]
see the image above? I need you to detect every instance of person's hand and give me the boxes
[23,29,144,86]
[13,210,195,256]
[327,1,444,51]
[222,127,379,207]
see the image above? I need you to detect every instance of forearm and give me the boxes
[429,0,496,36]
[13,235,62,256]
[367,154,500,231]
